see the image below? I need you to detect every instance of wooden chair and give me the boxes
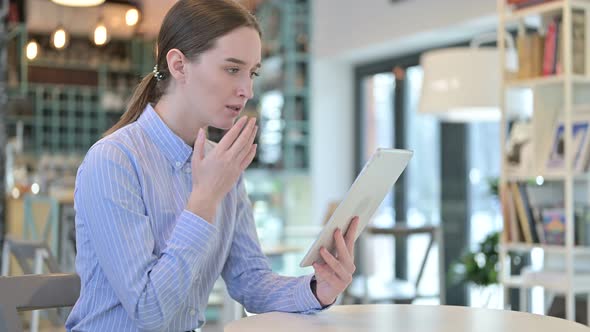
[0,273,80,332]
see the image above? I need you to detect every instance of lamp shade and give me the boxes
[419,47,515,122]
[51,0,105,7]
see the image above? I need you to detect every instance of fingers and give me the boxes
[228,118,257,156]
[193,128,206,165]
[239,144,257,170]
[236,124,258,162]
[313,262,346,289]
[319,247,353,283]
[344,217,359,255]
[217,116,248,151]
[334,229,355,272]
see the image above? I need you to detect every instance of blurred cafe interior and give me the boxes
[1,0,590,331]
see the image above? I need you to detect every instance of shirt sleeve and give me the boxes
[75,142,218,331]
[220,175,325,314]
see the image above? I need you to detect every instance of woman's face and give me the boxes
[182,26,261,130]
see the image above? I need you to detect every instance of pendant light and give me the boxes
[418,32,521,122]
[93,18,109,46]
[51,0,105,7]
[26,40,40,60]
[51,25,69,49]
[125,8,139,26]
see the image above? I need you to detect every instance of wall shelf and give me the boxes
[506,74,590,88]
[501,242,590,255]
[501,274,590,292]
[498,0,590,323]
[504,0,590,22]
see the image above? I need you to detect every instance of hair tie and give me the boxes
[153,65,166,81]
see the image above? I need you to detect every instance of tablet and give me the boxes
[299,148,413,267]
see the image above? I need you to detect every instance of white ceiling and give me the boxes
[27,0,178,38]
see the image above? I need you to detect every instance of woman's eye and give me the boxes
[250,72,260,79]
[227,67,239,74]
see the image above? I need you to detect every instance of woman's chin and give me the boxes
[210,121,234,131]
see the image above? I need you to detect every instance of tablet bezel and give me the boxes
[299,148,413,267]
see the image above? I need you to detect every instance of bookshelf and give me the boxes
[498,0,590,323]
[5,23,153,155]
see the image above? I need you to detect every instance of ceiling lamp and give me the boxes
[51,25,69,49]
[51,0,105,7]
[93,19,109,46]
[26,40,39,60]
[418,33,519,122]
[125,8,139,26]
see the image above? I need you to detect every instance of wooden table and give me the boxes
[224,304,590,332]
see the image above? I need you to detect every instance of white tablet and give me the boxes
[299,148,413,267]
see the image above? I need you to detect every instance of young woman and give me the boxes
[66,1,359,331]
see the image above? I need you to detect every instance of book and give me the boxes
[531,33,545,77]
[517,34,545,79]
[511,182,535,243]
[542,208,566,245]
[572,10,586,75]
[541,10,585,76]
[500,183,513,242]
[543,17,559,76]
[518,183,540,243]
[517,35,533,79]
[532,206,547,244]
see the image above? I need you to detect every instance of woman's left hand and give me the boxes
[312,217,359,306]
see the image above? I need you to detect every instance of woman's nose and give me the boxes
[237,79,254,99]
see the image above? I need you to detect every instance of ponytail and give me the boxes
[103,72,158,137]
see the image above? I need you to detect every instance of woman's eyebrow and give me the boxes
[225,57,261,69]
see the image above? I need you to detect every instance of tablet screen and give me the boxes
[299,148,413,267]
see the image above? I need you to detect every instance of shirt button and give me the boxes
[175,161,181,167]
[190,309,196,316]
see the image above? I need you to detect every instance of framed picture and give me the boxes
[505,121,533,174]
[546,112,590,173]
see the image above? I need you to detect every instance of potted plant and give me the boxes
[449,231,500,307]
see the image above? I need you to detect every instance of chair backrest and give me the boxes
[0,273,80,332]
[2,236,61,275]
[23,194,60,257]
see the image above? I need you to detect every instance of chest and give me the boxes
[138,159,239,257]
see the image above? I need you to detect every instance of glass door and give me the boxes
[359,72,396,228]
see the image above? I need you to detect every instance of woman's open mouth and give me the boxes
[225,105,242,115]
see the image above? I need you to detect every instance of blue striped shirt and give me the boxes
[65,104,323,331]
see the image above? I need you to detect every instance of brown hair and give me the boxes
[104,0,261,136]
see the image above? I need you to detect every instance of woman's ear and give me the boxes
[166,49,187,83]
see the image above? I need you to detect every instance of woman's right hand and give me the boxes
[187,116,258,223]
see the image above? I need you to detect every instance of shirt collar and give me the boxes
[137,104,192,169]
